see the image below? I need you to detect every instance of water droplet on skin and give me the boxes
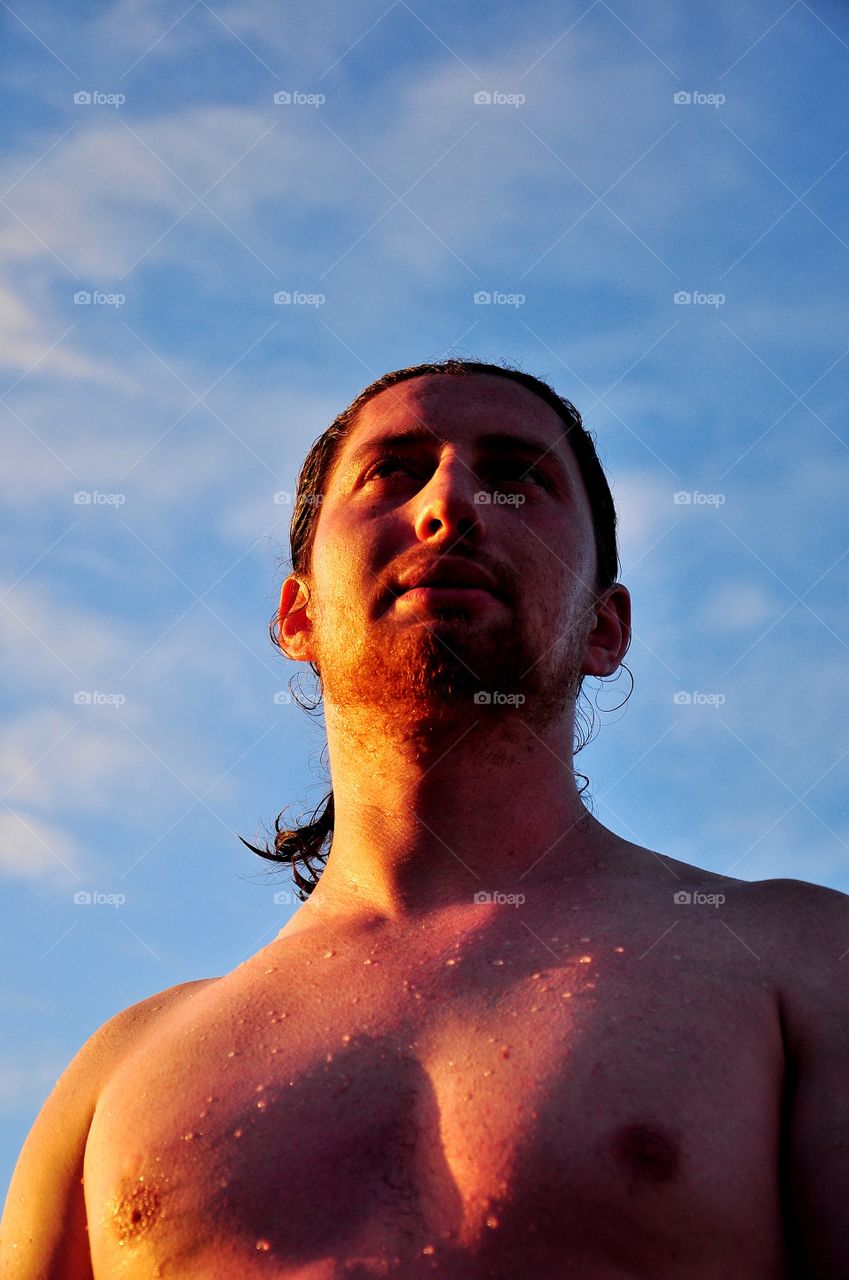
[256,1099,268,1110]
[492,959,504,966]
[531,972,541,980]
[326,1052,334,1063]
[233,1128,244,1138]
[579,955,592,964]
[562,992,573,999]
[341,1033,351,1044]
[256,1238,271,1251]
[485,1215,499,1229]
[323,949,335,958]
[613,946,624,953]
[422,1244,436,1255]
[500,1045,511,1059]
[445,957,458,966]
[580,937,591,942]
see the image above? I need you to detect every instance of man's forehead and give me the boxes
[342,373,576,462]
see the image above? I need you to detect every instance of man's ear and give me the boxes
[582,583,631,678]
[277,574,315,663]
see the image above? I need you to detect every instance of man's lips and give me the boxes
[393,585,499,609]
[393,558,501,597]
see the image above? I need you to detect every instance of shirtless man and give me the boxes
[2,359,848,1279]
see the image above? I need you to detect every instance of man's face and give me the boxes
[287,374,607,739]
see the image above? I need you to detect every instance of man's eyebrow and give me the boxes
[343,429,572,483]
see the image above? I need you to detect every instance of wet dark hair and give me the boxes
[240,358,631,900]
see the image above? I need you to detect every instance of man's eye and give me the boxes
[485,461,548,487]
[364,455,412,481]
[363,456,549,487]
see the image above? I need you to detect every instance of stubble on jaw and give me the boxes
[306,576,599,763]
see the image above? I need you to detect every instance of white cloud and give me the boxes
[0,809,82,882]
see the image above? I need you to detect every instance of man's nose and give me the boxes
[412,456,484,543]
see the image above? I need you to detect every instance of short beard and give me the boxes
[310,581,596,756]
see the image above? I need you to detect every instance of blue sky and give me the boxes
[2,0,849,1196]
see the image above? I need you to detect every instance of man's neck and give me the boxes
[296,704,620,929]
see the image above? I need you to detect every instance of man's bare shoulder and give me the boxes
[69,976,221,1093]
[738,875,849,1039]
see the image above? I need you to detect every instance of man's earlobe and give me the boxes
[582,583,631,678]
[277,575,314,662]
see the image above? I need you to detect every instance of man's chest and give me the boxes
[84,914,788,1278]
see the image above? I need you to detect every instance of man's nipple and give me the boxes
[609,1122,681,1183]
[109,1175,162,1245]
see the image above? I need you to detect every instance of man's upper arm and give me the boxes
[0,979,215,1279]
[777,879,849,1277]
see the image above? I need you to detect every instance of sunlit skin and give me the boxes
[277,373,633,926]
[3,374,849,1279]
